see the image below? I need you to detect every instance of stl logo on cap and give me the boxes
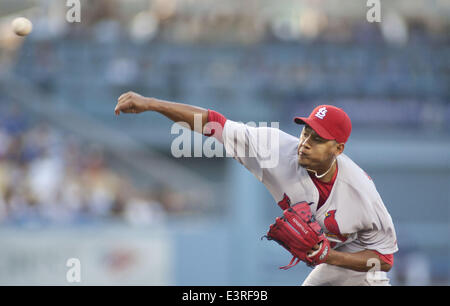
[315,107,327,120]
[293,104,352,143]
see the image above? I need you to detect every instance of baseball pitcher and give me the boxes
[114,92,398,286]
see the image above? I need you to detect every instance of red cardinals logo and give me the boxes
[324,210,348,245]
[277,193,291,210]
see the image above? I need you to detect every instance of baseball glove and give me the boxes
[262,201,330,269]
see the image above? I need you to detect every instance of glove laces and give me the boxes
[279,256,300,270]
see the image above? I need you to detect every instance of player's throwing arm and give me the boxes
[114,91,209,134]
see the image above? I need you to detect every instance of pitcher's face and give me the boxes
[297,125,343,171]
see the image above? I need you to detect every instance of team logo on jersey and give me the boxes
[324,210,349,244]
[315,107,327,119]
[277,193,291,210]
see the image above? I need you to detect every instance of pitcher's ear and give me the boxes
[335,142,345,155]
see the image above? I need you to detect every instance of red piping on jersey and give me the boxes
[204,109,227,143]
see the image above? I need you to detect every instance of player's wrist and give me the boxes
[324,248,338,265]
[144,97,158,112]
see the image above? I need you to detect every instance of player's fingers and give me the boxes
[115,101,125,113]
[119,93,131,102]
[115,101,123,115]
[116,96,130,108]
[118,92,127,100]
[118,91,132,102]
[306,243,319,255]
[116,101,135,114]
[118,91,137,104]
[115,97,131,113]
[115,99,125,111]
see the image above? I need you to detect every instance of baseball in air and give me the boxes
[11,17,33,36]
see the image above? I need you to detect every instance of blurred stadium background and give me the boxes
[0,0,448,285]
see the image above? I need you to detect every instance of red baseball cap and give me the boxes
[294,105,352,143]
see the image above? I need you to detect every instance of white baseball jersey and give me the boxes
[221,119,399,286]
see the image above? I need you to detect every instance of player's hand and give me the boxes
[115,91,151,115]
[307,243,321,257]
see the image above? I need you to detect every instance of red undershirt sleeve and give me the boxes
[372,250,394,267]
[203,109,227,143]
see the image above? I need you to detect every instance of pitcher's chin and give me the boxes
[297,158,309,169]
